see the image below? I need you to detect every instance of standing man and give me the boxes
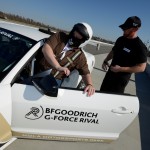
[100,16,147,94]
[37,22,95,96]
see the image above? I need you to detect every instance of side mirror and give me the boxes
[32,75,58,97]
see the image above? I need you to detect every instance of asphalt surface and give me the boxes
[2,43,143,150]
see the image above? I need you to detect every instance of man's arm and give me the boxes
[102,50,113,71]
[42,43,70,76]
[82,74,95,96]
[110,62,147,73]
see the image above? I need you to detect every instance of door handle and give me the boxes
[111,106,134,114]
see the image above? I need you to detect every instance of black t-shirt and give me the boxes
[111,36,147,67]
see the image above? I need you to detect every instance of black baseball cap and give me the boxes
[119,16,141,30]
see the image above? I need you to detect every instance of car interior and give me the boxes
[13,45,84,97]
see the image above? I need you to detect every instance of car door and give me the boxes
[11,83,139,142]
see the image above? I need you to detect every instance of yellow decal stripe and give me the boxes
[0,113,12,143]
[12,131,113,143]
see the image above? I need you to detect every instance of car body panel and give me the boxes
[10,83,139,142]
[0,20,50,41]
[0,84,12,124]
[0,113,12,143]
[0,84,12,143]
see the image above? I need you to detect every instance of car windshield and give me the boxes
[0,27,36,82]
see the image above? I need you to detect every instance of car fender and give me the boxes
[0,84,12,144]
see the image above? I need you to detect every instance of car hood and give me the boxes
[0,20,50,41]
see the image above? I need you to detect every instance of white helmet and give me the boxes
[68,22,93,48]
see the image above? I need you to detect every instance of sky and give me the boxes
[0,0,150,43]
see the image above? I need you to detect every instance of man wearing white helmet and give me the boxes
[37,22,95,96]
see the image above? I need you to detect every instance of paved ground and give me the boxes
[2,44,142,150]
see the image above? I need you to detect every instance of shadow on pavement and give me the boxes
[135,68,150,150]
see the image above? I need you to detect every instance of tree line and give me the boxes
[0,11,114,44]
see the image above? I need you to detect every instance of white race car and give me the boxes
[0,20,139,144]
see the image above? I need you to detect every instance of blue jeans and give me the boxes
[56,79,62,87]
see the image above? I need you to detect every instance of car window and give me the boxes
[0,28,36,82]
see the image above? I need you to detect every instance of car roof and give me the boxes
[0,20,50,41]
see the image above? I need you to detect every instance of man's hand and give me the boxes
[56,66,70,76]
[84,84,95,97]
[102,60,110,71]
[110,65,122,72]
